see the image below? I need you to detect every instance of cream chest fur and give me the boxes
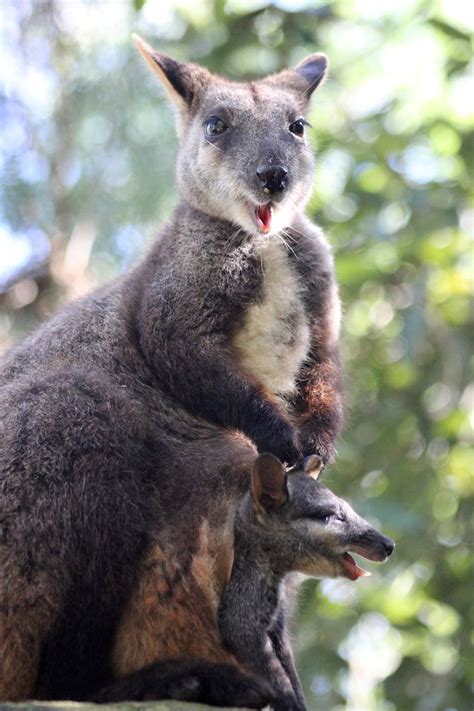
[232,240,310,397]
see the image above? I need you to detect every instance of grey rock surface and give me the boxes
[0,703,240,711]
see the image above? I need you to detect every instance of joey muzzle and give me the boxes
[342,530,395,581]
[349,530,395,563]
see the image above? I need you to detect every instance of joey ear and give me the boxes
[252,454,288,511]
[132,34,210,112]
[294,53,328,98]
[304,455,323,480]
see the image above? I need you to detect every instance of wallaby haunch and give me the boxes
[1,35,343,704]
[219,454,395,710]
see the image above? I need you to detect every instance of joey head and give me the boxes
[219,454,395,710]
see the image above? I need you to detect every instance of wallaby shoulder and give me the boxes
[0,278,137,387]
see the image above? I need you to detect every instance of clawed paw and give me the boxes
[299,430,335,468]
[254,423,301,468]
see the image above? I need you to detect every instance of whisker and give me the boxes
[280,226,297,243]
[278,231,298,259]
[205,138,223,153]
[223,225,246,256]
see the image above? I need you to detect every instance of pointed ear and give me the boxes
[294,54,328,98]
[132,34,210,112]
[304,455,323,480]
[252,454,288,511]
[265,53,328,101]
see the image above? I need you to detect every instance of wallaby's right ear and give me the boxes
[252,454,288,512]
[294,54,328,98]
[264,53,328,103]
[132,34,210,113]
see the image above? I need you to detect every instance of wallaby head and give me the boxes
[243,453,395,580]
[133,34,327,237]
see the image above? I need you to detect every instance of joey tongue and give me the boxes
[256,204,273,233]
[341,552,371,581]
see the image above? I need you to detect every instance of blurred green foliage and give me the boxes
[0,1,472,710]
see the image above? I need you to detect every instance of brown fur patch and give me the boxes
[0,564,62,700]
[300,358,342,422]
[112,524,237,677]
[0,613,43,700]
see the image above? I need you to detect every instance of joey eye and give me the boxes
[289,118,308,137]
[206,116,228,137]
[316,512,343,523]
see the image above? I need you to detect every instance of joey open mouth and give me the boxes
[340,552,371,581]
[255,203,273,233]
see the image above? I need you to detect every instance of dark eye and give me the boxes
[289,119,307,137]
[206,116,228,137]
[316,512,344,523]
[311,511,333,522]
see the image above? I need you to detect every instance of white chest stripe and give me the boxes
[233,241,310,396]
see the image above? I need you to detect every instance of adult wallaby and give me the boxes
[219,454,395,711]
[0,35,342,703]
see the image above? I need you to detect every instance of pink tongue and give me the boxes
[341,553,371,581]
[257,204,272,233]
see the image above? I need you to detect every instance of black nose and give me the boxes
[256,165,288,195]
[382,536,395,558]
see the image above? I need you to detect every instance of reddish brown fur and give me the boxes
[300,359,343,421]
[112,537,236,677]
[0,565,63,699]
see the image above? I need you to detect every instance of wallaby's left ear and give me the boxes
[304,455,323,480]
[132,34,211,113]
[294,54,328,98]
[266,53,328,101]
[252,454,288,511]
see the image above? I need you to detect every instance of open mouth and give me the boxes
[340,552,371,581]
[339,542,392,580]
[255,203,273,233]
